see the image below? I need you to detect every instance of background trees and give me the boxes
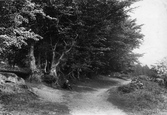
[150,57,167,78]
[0,0,143,84]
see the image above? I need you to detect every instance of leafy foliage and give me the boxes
[151,57,167,77]
[133,64,151,76]
[0,0,143,82]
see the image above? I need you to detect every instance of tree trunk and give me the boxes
[37,53,41,69]
[50,51,59,85]
[29,43,41,82]
[49,37,75,85]
[44,59,48,73]
[50,50,66,86]
[51,51,56,69]
[29,43,37,71]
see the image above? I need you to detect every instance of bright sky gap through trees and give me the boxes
[132,0,167,66]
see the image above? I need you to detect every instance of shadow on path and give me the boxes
[31,76,131,115]
[71,76,120,93]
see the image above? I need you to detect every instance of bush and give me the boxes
[118,84,135,93]
[118,77,144,93]
[108,79,166,113]
[41,74,56,84]
[138,75,151,81]
[28,71,43,83]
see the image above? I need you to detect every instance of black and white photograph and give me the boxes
[0,0,167,115]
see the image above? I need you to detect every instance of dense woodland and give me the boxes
[1,1,167,114]
[0,0,144,85]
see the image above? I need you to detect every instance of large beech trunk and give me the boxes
[28,43,40,82]
[29,43,37,71]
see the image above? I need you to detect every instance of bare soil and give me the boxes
[0,76,131,115]
[32,76,131,115]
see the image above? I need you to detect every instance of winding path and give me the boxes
[32,77,131,115]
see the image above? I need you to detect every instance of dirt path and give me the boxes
[32,77,131,115]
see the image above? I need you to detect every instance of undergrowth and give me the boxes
[108,79,167,114]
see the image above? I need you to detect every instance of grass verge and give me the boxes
[0,88,70,115]
[108,79,167,115]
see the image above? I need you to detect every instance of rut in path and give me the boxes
[32,77,131,115]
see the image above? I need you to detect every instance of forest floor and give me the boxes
[32,76,131,115]
[0,75,131,115]
[1,75,167,115]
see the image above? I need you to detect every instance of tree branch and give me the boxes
[52,34,78,69]
[53,38,59,51]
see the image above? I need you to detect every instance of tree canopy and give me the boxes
[0,0,143,83]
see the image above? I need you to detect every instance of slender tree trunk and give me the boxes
[77,68,80,80]
[44,59,48,73]
[51,51,56,69]
[37,53,41,69]
[50,51,59,85]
